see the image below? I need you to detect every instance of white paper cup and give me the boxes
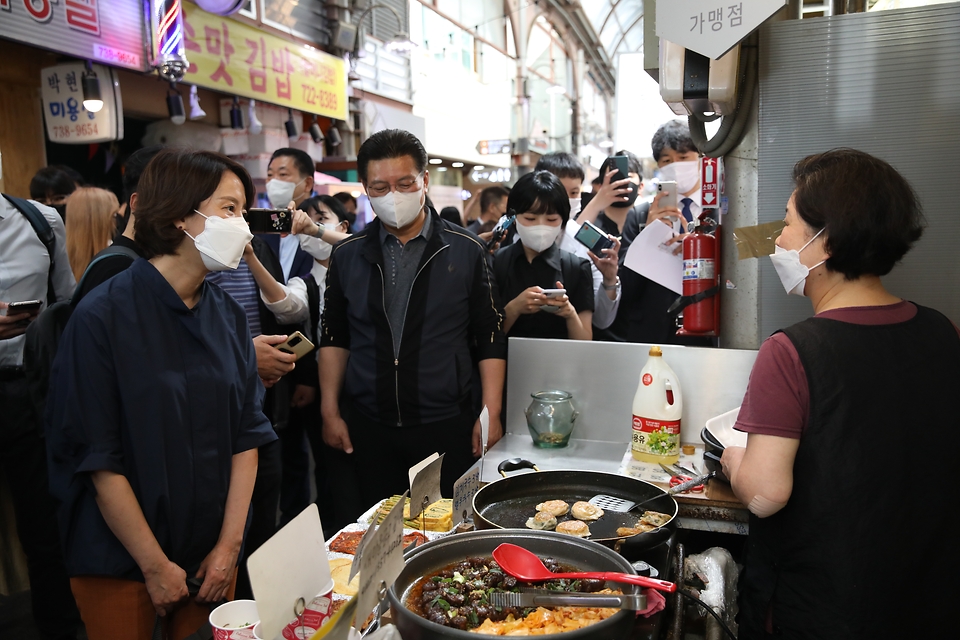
[281,579,336,640]
[252,622,264,640]
[209,600,259,640]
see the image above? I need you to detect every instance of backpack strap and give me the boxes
[2,194,57,304]
[558,249,580,292]
[71,245,140,306]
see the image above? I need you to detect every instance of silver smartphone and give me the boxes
[657,181,678,211]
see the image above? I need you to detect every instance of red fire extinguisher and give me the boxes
[680,222,718,334]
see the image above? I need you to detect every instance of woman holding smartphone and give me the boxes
[46,149,276,640]
[493,170,594,340]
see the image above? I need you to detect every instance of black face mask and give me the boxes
[608,181,639,209]
[52,203,67,219]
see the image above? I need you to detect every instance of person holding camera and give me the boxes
[493,170,594,341]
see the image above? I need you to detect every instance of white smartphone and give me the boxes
[539,288,566,314]
[657,181,678,211]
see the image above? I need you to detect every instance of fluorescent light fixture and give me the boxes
[428,158,443,165]
[473,165,485,170]
[451,162,464,168]
[437,167,448,172]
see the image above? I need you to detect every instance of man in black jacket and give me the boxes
[319,129,506,509]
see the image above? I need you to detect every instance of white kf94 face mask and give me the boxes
[769,227,826,296]
[369,185,425,229]
[265,178,304,209]
[659,160,700,195]
[516,222,562,253]
[184,211,253,272]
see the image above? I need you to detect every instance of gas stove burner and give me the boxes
[631,560,659,578]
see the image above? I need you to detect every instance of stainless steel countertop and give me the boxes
[479,434,628,483]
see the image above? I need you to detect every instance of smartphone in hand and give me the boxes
[1,300,42,316]
[246,208,294,234]
[574,220,614,255]
[275,331,315,360]
[657,181,678,212]
[539,288,566,314]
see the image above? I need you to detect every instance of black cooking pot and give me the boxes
[472,459,677,551]
[387,529,639,640]
[701,427,728,482]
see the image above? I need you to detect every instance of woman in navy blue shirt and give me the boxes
[46,150,276,640]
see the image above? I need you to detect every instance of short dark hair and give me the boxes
[269,147,315,179]
[134,149,256,260]
[52,165,85,187]
[331,191,357,207]
[792,148,924,279]
[480,186,510,214]
[614,150,643,177]
[652,120,698,163]
[535,152,585,182]
[356,129,428,183]
[29,167,77,202]
[302,195,350,225]
[122,145,165,209]
[506,170,571,226]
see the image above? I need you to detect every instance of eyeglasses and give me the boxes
[365,175,423,198]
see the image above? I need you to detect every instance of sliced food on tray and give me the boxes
[375,495,453,532]
[616,511,673,537]
[330,558,359,596]
[329,529,428,555]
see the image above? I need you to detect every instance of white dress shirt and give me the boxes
[1,197,76,366]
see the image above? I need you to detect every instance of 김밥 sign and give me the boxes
[0,0,145,70]
[181,3,347,120]
[41,63,123,144]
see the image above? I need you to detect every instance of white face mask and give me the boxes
[298,222,341,260]
[568,198,581,218]
[769,228,826,296]
[660,160,700,195]
[265,178,304,208]
[184,211,253,272]
[370,184,424,229]
[516,222,562,253]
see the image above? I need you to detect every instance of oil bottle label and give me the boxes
[631,415,681,457]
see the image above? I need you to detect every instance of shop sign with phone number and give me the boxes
[40,62,123,144]
[181,4,347,120]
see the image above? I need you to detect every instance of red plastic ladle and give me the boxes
[492,543,677,593]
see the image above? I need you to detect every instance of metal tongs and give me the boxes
[490,590,647,611]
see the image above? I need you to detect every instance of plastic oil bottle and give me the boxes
[631,346,683,464]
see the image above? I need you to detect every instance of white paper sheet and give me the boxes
[622,220,683,294]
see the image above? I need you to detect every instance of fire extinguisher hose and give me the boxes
[666,285,721,318]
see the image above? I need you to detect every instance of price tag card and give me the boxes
[354,490,407,630]
[452,461,481,527]
[409,453,444,519]
[408,452,439,488]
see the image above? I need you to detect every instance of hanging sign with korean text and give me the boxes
[0,0,145,71]
[656,0,785,60]
[41,63,123,144]
[181,3,348,120]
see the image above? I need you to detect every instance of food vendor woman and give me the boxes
[721,149,959,639]
[46,150,277,640]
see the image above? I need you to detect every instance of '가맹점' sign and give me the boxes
[41,63,124,144]
[656,0,786,60]
[0,0,145,70]
[182,3,348,120]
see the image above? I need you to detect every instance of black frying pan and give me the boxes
[472,459,677,549]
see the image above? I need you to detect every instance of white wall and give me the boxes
[614,53,678,158]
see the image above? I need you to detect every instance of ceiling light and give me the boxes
[546,84,566,95]
[384,31,417,53]
[598,139,615,149]
[451,162,464,168]
[285,109,298,140]
[247,99,262,134]
[230,96,243,130]
[188,85,205,120]
[81,64,103,113]
[437,167,448,172]
[429,158,443,165]
[167,83,185,125]
[327,124,343,148]
[473,165,485,170]
[309,115,324,144]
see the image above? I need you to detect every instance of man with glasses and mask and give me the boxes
[319,129,506,516]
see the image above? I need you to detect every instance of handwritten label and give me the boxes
[354,490,407,630]
[409,453,444,519]
[452,463,481,527]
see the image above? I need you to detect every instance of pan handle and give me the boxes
[497,458,540,477]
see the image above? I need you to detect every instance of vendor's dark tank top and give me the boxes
[738,304,960,640]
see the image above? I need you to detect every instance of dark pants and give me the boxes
[278,408,312,527]
[0,374,81,640]
[234,437,281,600]
[343,402,476,510]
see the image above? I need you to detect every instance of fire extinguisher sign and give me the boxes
[701,157,720,208]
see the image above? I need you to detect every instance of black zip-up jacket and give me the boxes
[320,209,506,426]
